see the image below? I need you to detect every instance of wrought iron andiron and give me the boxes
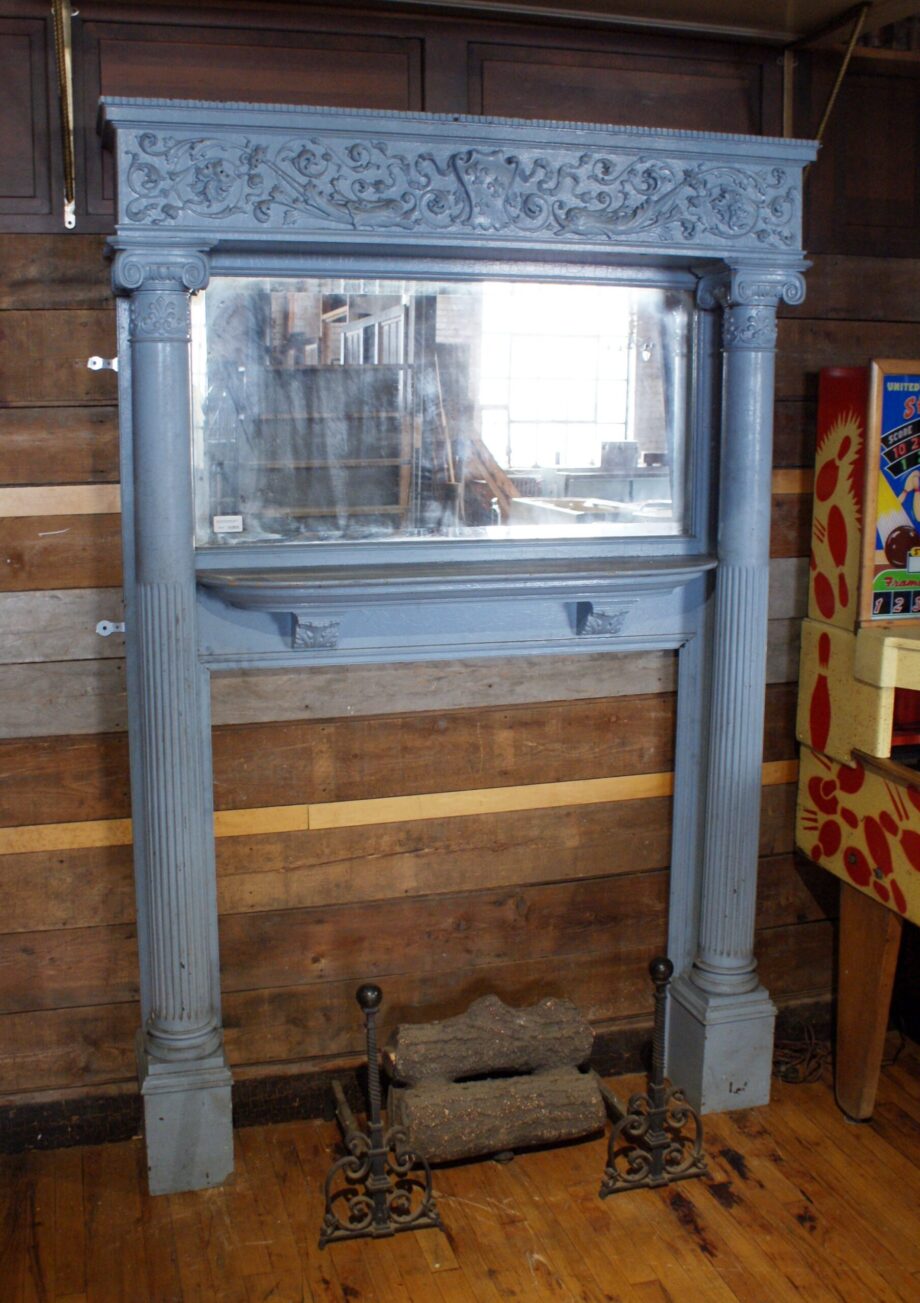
[599,957,707,1195]
[320,983,441,1247]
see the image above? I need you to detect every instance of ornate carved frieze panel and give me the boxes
[100,100,816,259]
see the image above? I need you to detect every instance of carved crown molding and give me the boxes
[110,125,808,256]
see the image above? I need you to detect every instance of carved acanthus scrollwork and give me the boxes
[118,129,802,251]
[293,617,341,650]
[130,292,190,342]
[722,305,778,350]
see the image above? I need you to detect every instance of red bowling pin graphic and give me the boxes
[810,632,832,753]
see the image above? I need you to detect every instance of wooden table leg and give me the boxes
[836,880,903,1120]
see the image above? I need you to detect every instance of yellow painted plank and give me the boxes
[0,761,798,856]
[0,817,133,855]
[772,468,813,496]
[0,484,121,518]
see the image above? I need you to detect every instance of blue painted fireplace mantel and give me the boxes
[98,96,817,1194]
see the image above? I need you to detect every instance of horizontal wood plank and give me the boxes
[0,236,109,310]
[0,514,122,593]
[0,660,127,737]
[0,686,798,828]
[0,843,135,934]
[0,923,138,1013]
[209,692,677,813]
[0,622,800,738]
[0,589,124,664]
[0,782,797,936]
[0,872,665,1013]
[0,1001,138,1095]
[209,650,676,730]
[0,310,117,406]
[0,407,119,486]
[0,762,796,855]
[0,916,832,1095]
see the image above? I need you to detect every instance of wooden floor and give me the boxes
[3,1047,920,1302]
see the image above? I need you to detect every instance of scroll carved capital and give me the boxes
[696,264,805,311]
[111,246,210,296]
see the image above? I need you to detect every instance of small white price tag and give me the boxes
[213,515,244,534]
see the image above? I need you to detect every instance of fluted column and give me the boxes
[113,245,232,1193]
[668,263,806,1112]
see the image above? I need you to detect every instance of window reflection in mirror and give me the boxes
[191,277,693,546]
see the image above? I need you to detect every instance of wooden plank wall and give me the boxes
[0,0,917,1119]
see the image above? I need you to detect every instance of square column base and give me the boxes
[667,974,776,1113]
[138,1035,234,1195]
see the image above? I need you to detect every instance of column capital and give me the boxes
[109,243,211,297]
[696,263,807,312]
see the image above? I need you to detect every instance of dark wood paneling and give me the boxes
[471,42,765,133]
[0,514,122,593]
[784,255,920,324]
[222,943,662,1069]
[776,319,920,403]
[774,399,817,470]
[80,18,424,217]
[0,309,117,406]
[0,235,109,310]
[758,917,834,999]
[763,683,797,762]
[0,408,119,486]
[756,853,839,930]
[0,16,53,221]
[803,52,920,258]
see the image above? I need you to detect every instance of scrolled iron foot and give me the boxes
[600,1084,706,1195]
[319,1128,441,1245]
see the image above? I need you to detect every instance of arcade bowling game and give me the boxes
[796,360,920,1119]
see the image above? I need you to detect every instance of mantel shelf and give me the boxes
[197,554,716,613]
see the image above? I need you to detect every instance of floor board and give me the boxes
[1,1047,919,1302]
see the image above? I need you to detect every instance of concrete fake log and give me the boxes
[384,994,594,1086]
[388,1066,605,1162]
